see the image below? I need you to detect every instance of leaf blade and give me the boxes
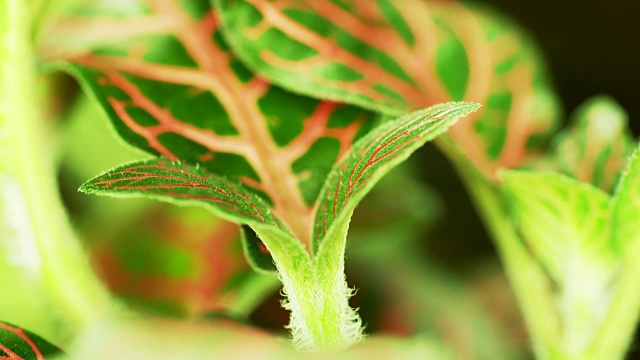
[313,102,479,250]
[80,158,283,230]
[214,0,561,177]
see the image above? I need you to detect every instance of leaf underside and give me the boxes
[214,0,561,178]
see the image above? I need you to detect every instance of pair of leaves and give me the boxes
[43,0,478,270]
[213,0,561,178]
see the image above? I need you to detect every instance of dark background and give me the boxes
[483,0,640,134]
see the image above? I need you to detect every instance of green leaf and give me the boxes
[545,96,635,193]
[500,170,614,285]
[611,145,640,253]
[214,0,561,177]
[0,322,62,359]
[314,102,479,252]
[80,158,284,231]
[501,170,619,354]
[43,0,375,247]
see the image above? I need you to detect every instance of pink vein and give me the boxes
[297,0,448,101]
[0,323,46,360]
[244,0,431,106]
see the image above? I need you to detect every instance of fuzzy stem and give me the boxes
[253,225,363,351]
[0,0,112,344]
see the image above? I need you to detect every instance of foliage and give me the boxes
[1,0,639,358]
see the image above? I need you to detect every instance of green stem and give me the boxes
[0,0,112,345]
[457,167,561,359]
[253,224,362,351]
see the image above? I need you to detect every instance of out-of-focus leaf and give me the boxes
[0,322,62,359]
[501,170,614,283]
[501,170,617,354]
[90,205,263,317]
[544,96,634,193]
[68,317,450,360]
[214,0,560,178]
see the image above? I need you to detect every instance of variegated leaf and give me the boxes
[80,158,283,230]
[89,205,255,316]
[42,0,374,249]
[544,96,635,193]
[214,0,561,178]
[314,102,478,250]
[0,322,62,359]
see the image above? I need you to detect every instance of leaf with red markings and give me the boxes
[89,204,257,316]
[0,322,62,359]
[313,102,479,252]
[42,0,375,251]
[44,0,471,276]
[80,158,284,231]
[214,0,561,178]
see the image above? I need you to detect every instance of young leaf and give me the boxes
[42,0,375,247]
[545,96,635,193]
[314,102,479,251]
[214,0,560,177]
[0,322,62,359]
[80,158,284,231]
[500,170,615,284]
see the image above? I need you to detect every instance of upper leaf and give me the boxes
[214,0,561,178]
[41,0,374,247]
[500,170,615,284]
[314,102,479,251]
[544,96,635,193]
[0,322,62,359]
